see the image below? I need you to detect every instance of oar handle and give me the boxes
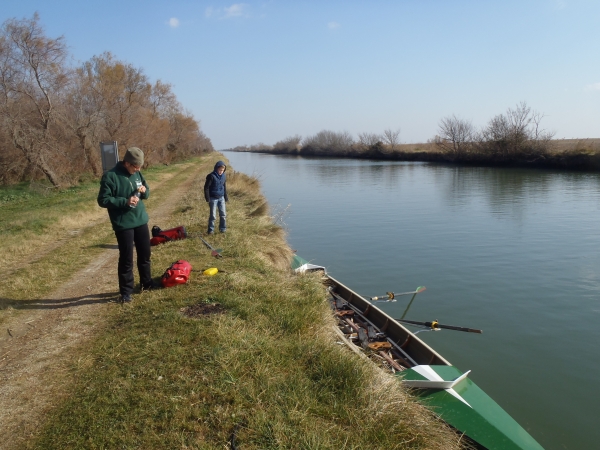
[370,292,395,301]
[369,286,426,301]
[198,235,223,258]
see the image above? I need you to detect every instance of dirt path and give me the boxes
[0,164,204,450]
[0,168,189,280]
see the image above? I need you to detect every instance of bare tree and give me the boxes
[63,59,107,175]
[357,132,382,147]
[167,110,212,160]
[529,110,555,152]
[481,102,554,158]
[302,130,354,154]
[249,142,273,152]
[273,135,302,152]
[90,53,150,144]
[382,128,401,151]
[0,14,213,185]
[0,13,69,186]
[435,115,474,157]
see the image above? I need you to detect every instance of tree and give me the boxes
[382,128,401,151]
[0,15,213,185]
[357,132,382,147]
[90,53,151,145]
[273,135,302,153]
[302,130,354,154]
[63,59,108,175]
[249,142,273,152]
[480,102,555,158]
[435,115,474,157]
[0,13,69,187]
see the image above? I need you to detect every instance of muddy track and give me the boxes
[0,163,204,450]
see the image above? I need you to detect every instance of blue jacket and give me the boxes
[204,161,228,201]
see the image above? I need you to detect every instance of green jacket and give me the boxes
[97,162,150,232]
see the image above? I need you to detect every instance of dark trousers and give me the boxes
[114,224,152,296]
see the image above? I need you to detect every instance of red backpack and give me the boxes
[161,260,192,288]
[150,225,187,246]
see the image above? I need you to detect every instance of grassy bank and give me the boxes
[0,161,198,320]
[3,155,462,449]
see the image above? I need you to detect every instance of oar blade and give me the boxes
[439,324,482,333]
[396,318,482,334]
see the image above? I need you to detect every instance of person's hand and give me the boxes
[138,185,147,194]
[128,195,140,207]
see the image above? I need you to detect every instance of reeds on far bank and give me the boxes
[236,137,600,171]
[32,155,462,449]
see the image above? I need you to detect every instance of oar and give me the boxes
[199,235,222,258]
[396,319,482,334]
[369,286,426,302]
[399,290,420,320]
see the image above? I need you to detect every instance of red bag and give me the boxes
[161,260,192,288]
[150,225,187,246]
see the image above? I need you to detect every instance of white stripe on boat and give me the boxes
[402,365,472,408]
[294,263,327,273]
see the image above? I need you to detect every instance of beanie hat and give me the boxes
[124,147,144,166]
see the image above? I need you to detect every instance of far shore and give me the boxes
[227,138,600,171]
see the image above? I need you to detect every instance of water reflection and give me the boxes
[249,154,600,222]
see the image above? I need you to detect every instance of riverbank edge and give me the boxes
[229,146,600,171]
[27,155,462,449]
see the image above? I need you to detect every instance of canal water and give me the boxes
[223,151,600,450]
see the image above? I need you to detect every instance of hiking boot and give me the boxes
[119,294,132,303]
[141,281,159,292]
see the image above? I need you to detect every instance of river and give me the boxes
[223,151,600,450]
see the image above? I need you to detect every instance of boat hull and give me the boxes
[324,274,543,450]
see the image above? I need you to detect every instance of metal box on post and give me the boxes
[100,141,119,173]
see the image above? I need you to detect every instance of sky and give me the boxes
[2,0,599,149]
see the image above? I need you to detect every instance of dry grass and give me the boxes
[248,201,269,217]
[550,138,600,154]
[394,142,440,153]
[6,154,461,449]
[0,163,195,276]
[0,162,199,322]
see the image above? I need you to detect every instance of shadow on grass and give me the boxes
[0,292,119,310]
[92,244,119,249]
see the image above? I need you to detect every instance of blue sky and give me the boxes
[3,1,599,149]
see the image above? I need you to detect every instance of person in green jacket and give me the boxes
[97,147,154,303]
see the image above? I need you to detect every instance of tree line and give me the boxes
[434,102,555,162]
[0,14,213,187]
[229,102,564,167]
[229,127,402,157]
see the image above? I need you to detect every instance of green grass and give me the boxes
[0,159,201,317]
[0,161,191,238]
[11,158,460,449]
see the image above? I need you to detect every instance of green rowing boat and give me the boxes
[292,255,543,450]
